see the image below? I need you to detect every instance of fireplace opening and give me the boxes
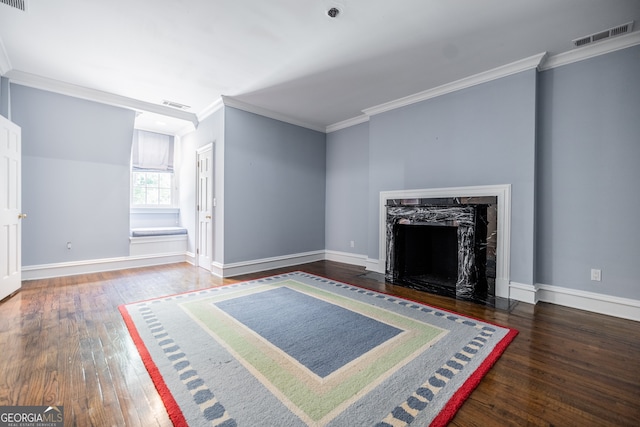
[385,197,497,304]
[393,223,458,295]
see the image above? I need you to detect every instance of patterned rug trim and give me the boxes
[119,271,518,427]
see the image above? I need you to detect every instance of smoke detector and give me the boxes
[572,21,634,48]
[327,7,340,18]
[0,0,28,12]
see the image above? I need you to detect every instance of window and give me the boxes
[131,130,176,207]
[132,171,173,206]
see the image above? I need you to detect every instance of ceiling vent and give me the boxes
[0,0,27,12]
[162,100,191,110]
[572,21,634,48]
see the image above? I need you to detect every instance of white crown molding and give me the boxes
[540,30,640,71]
[326,114,369,133]
[133,121,196,137]
[328,38,640,131]
[0,37,11,75]
[5,69,199,127]
[222,96,326,133]
[175,123,196,138]
[198,97,224,122]
[363,52,547,118]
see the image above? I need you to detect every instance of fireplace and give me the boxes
[385,196,497,302]
[394,223,459,291]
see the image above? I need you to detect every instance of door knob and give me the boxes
[18,213,27,219]
[205,215,212,219]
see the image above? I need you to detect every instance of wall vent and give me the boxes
[572,21,634,48]
[0,0,27,11]
[162,100,191,110]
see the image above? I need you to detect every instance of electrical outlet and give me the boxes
[590,268,601,281]
[350,240,355,248]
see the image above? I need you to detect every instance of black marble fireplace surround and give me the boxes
[385,196,498,304]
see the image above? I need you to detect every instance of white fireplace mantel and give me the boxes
[375,184,512,299]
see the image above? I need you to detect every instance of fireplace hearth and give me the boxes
[385,196,497,304]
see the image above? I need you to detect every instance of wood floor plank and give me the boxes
[0,261,638,426]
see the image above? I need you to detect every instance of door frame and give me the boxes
[0,114,22,301]
[195,143,214,270]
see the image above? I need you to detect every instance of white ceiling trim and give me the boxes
[198,97,224,123]
[4,28,638,136]
[134,119,196,137]
[362,52,548,118]
[328,34,640,131]
[222,96,326,133]
[175,123,196,138]
[0,38,11,75]
[326,114,369,133]
[540,30,640,71]
[5,69,199,127]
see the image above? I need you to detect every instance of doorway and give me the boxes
[0,115,22,300]
[196,144,214,271]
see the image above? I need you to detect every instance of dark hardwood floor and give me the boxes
[0,261,638,426]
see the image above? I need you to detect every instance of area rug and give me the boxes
[119,272,517,426]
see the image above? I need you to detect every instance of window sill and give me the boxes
[130,207,179,214]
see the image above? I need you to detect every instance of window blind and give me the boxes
[132,130,174,172]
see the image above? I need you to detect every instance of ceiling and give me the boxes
[1,0,639,134]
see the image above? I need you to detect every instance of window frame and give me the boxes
[130,170,177,208]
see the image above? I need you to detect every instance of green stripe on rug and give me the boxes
[180,280,446,423]
[120,272,518,426]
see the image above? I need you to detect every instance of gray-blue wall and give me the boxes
[0,76,9,119]
[325,45,640,300]
[223,107,326,263]
[368,70,537,285]
[536,45,640,299]
[179,107,225,259]
[7,42,638,303]
[11,84,135,265]
[325,122,369,254]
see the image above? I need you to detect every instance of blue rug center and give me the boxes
[214,287,402,378]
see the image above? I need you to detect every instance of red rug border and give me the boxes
[118,270,518,426]
[294,271,520,426]
[430,326,517,426]
[118,304,189,427]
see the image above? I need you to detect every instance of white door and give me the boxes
[196,145,213,270]
[0,115,22,300]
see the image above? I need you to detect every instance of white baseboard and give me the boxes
[337,257,639,323]
[365,258,384,274]
[211,250,326,278]
[22,253,188,281]
[504,281,640,322]
[21,250,639,322]
[185,251,196,266]
[324,250,368,267]
[509,281,539,305]
[536,283,640,322]
[211,250,375,278]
